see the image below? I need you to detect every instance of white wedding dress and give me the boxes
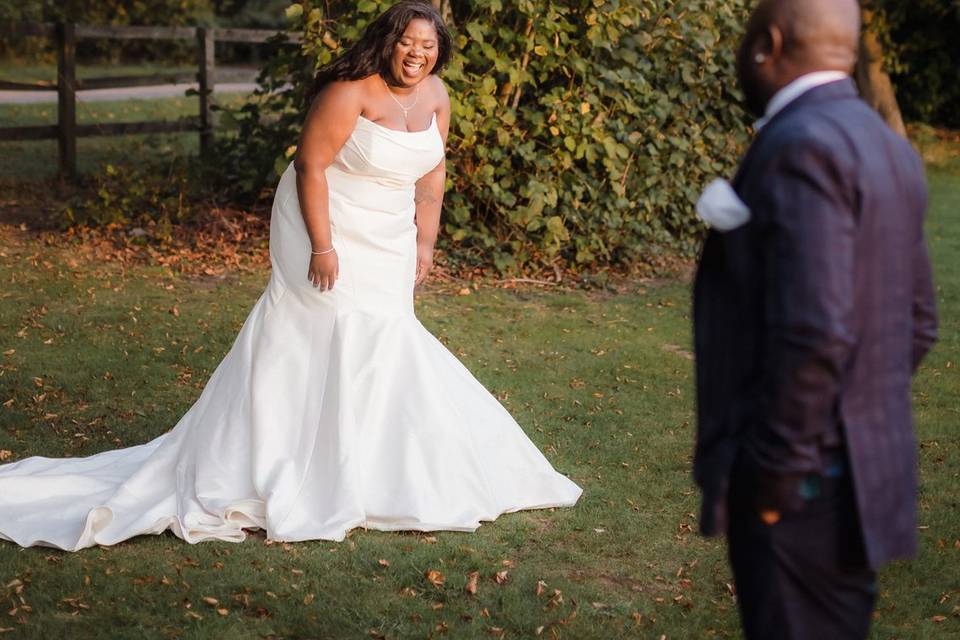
[0,113,582,551]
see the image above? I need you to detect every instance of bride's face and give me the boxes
[388,18,439,87]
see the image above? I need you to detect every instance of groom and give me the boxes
[692,0,938,638]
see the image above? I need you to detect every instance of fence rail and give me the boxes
[0,21,300,179]
[0,79,58,91]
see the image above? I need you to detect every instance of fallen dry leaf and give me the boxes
[535,580,547,596]
[494,570,509,585]
[378,559,390,568]
[303,593,315,605]
[0,450,11,461]
[545,589,564,610]
[201,597,219,606]
[425,569,445,587]
[465,571,479,595]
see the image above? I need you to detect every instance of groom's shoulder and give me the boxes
[781,95,920,171]
[751,117,851,180]
[772,100,857,144]
[757,96,889,171]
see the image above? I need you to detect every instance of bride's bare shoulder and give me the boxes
[315,78,367,101]
[425,75,450,111]
[426,75,449,98]
[307,79,371,119]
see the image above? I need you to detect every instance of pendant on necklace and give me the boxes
[384,76,419,123]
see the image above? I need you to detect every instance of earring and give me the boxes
[754,53,766,64]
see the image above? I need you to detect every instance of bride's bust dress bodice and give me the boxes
[271,113,444,317]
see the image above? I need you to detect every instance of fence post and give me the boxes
[56,22,77,179]
[196,26,215,157]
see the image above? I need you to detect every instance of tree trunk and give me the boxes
[431,0,455,27]
[857,8,908,137]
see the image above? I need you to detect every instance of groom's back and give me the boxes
[758,83,936,566]
[791,87,930,379]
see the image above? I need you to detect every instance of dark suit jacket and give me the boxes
[693,79,938,569]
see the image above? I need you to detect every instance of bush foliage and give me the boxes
[215,0,751,274]
[0,0,213,61]
[63,161,198,237]
[874,0,960,129]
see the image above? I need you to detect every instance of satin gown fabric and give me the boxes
[0,113,583,551]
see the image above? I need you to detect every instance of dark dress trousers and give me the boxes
[692,79,938,639]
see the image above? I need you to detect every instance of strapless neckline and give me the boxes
[356,113,438,135]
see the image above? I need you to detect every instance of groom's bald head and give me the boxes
[756,0,861,64]
[737,0,861,116]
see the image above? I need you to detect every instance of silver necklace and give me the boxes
[382,76,420,121]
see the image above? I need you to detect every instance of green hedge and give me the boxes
[0,0,213,61]
[217,0,752,274]
[876,0,960,129]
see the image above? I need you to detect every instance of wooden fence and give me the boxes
[0,22,300,178]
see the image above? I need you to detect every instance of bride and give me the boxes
[0,1,581,551]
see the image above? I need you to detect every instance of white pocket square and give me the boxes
[696,178,751,232]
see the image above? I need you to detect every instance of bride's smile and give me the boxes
[390,18,439,86]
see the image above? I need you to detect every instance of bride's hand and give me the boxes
[415,243,434,287]
[307,250,339,291]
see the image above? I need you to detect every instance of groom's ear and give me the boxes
[752,24,782,64]
[766,25,784,62]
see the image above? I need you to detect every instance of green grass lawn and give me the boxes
[0,153,957,637]
[0,62,200,84]
[0,93,252,180]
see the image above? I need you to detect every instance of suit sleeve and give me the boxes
[747,140,857,475]
[911,180,938,372]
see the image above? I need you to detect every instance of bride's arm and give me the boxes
[294,81,362,291]
[414,81,451,286]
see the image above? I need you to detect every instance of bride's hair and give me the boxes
[306,1,452,106]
